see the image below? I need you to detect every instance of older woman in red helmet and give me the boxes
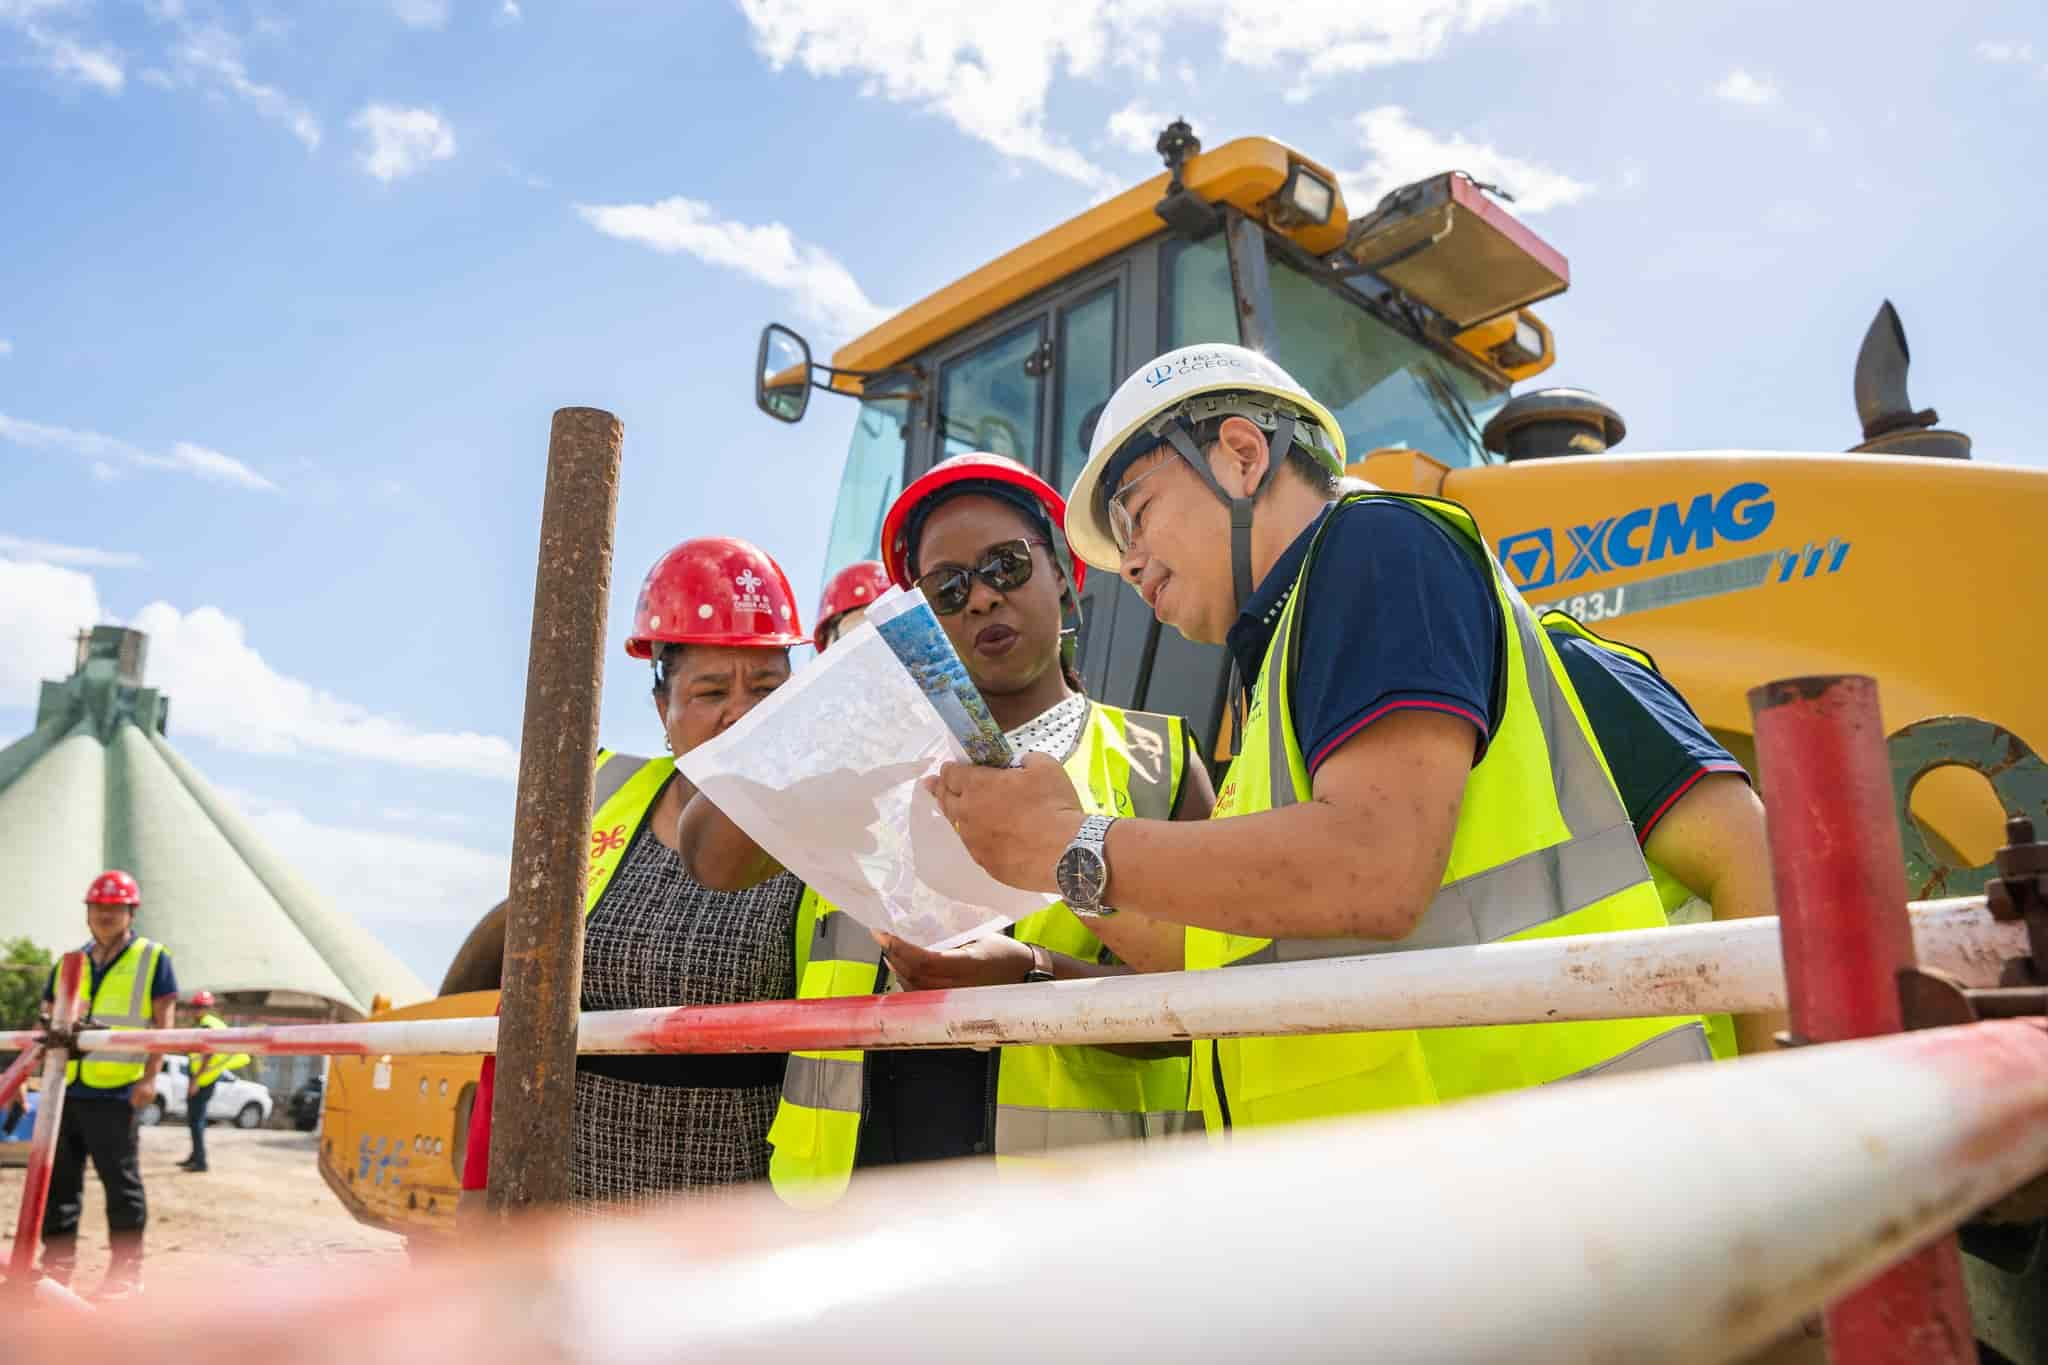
[813,560,890,652]
[683,454,1214,1205]
[460,536,818,1211]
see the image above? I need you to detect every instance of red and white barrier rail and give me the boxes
[14,1017,2048,1364]
[0,898,2017,1062]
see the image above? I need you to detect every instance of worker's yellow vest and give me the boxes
[1540,610,1740,1060]
[1190,493,1710,1131]
[767,701,1197,1206]
[64,937,165,1091]
[189,1013,251,1088]
[584,749,821,1000]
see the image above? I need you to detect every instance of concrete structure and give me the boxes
[0,626,427,1026]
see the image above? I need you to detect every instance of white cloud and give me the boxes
[737,1,1123,192]
[1338,106,1591,216]
[24,23,123,91]
[0,534,143,568]
[391,0,450,29]
[0,557,104,701]
[0,412,278,491]
[498,0,521,21]
[0,556,520,783]
[129,600,519,779]
[154,18,320,148]
[229,793,508,986]
[352,104,457,183]
[1711,68,1779,106]
[1975,39,2037,64]
[0,339,10,356]
[735,3,1537,187]
[1107,101,1166,156]
[577,197,892,339]
[1215,0,1541,95]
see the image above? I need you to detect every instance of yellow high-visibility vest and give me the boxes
[1190,492,1710,1131]
[62,936,165,1091]
[768,701,1197,1206]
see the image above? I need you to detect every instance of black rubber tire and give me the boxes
[235,1102,263,1129]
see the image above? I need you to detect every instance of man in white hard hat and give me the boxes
[934,343,1709,1133]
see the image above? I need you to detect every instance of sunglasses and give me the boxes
[1107,456,1175,555]
[915,538,1046,615]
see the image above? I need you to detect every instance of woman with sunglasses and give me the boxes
[681,453,1214,1204]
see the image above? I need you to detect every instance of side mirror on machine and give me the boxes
[757,323,814,424]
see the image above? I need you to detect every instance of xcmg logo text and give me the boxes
[1497,482,1776,593]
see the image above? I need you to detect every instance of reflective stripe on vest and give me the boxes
[1543,609,1739,1061]
[768,701,1198,1206]
[66,937,163,1089]
[1191,493,1708,1129]
[585,749,675,917]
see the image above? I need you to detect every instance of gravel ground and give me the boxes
[1,1119,403,1294]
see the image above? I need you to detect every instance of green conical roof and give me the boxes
[0,626,427,1018]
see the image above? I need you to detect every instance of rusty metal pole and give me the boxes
[486,408,622,1213]
[1749,675,1974,1365]
[9,951,83,1285]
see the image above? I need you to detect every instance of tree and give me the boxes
[0,937,54,1032]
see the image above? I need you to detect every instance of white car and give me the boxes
[142,1056,273,1129]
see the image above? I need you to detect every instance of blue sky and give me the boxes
[3,0,2044,985]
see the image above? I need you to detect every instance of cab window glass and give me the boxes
[939,319,1045,463]
[1053,287,1116,494]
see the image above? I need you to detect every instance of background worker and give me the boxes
[178,990,248,1173]
[935,344,1708,1132]
[458,537,817,1213]
[41,870,178,1300]
[1541,611,1780,1056]
[813,560,890,651]
[683,454,1212,1203]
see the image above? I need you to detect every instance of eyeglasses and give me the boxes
[1107,456,1175,554]
[915,538,1045,615]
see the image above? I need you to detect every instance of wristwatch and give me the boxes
[1055,814,1118,917]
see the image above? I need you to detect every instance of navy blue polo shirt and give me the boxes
[1227,499,1501,776]
[44,936,178,1102]
[1547,632,1750,841]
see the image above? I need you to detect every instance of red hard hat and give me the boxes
[191,990,217,1009]
[85,870,141,907]
[814,561,891,651]
[879,453,1087,594]
[624,537,808,659]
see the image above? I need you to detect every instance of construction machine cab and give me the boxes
[751,123,1573,755]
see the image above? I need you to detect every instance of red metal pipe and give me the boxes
[9,951,83,1286]
[1750,675,1974,1365]
[0,1044,39,1111]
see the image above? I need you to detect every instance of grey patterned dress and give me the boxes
[569,811,801,1211]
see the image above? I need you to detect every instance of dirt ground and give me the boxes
[0,1120,403,1292]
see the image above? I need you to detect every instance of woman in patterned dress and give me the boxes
[459,536,813,1212]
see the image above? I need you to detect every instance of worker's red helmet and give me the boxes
[814,560,890,651]
[85,870,141,907]
[191,990,217,1009]
[624,537,808,659]
[879,453,1087,596]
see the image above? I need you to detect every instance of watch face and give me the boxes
[1056,845,1107,907]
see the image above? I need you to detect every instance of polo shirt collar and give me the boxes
[1225,503,1335,683]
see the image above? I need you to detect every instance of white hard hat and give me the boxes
[1067,343,1347,573]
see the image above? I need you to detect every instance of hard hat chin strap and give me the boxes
[1159,412,1298,613]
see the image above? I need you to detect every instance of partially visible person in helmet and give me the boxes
[683,453,1213,1204]
[459,537,821,1214]
[933,344,1708,1134]
[178,989,248,1173]
[813,560,890,652]
[1541,610,1779,1057]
